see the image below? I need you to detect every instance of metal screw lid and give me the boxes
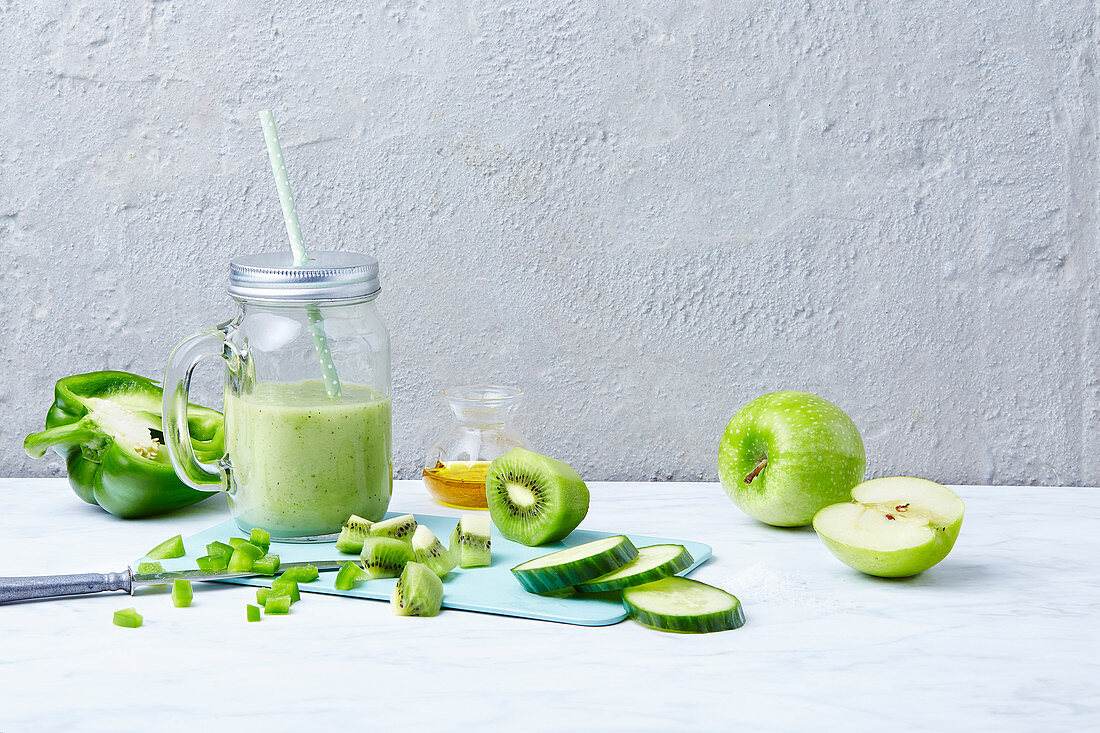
[227,251,381,302]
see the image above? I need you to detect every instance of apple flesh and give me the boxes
[718,391,866,527]
[812,477,965,578]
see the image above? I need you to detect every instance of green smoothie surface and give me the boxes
[225,380,392,539]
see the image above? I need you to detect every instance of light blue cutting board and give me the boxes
[146,513,712,626]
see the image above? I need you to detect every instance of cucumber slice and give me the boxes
[252,554,281,576]
[229,538,265,560]
[227,548,254,573]
[280,565,319,583]
[622,577,745,633]
[196,554,228,573]
[113,608,143,628]
[206,541,234,561]
[334,561,366,591]
[575,545,693,593]
[246,604,262,622]
[511,535,639,593]
[145,534,185,560]
[172,579,193,608]
[249,528,271,552]
[264,594,292,615]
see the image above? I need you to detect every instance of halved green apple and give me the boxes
[812,477,964,578]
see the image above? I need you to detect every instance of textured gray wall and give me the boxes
[2,1,1096,485]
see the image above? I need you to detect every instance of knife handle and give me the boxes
[0,570,132,603]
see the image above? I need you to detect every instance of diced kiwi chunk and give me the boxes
[271,577,301,602]
[575,545,694,593]
[252,554,281,576]
[172,579,193,608]
[449,514,491,568]
[206,541,234,561]
[113,608,143,628]
[145,534,185,560]
[622,577,745,633]
[360,536,414,579]
[264,594,292,615]
[227,548,255,573]
[335,515,375,554]
[136,561,164,575]
[511,535,639,593]
[249,528,271,552]
[334,561,366,591]
[485,448,590,546]
[280,565,319,583]
[369,514,418,542]
[391,562,444,617]
[229,538,265,560]
[411,525,458,577]
[246,604,262,622]
[196,554,229,573]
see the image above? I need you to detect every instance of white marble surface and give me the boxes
[0,479,1096,732]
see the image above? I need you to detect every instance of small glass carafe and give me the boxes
[423,386,529,509]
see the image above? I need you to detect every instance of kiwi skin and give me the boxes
[485,447,590,546]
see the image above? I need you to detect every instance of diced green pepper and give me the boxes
[172,579,193,608]
[196,554,228,573]
[137,561,164,575]
[252,554,280,576]
[334,561,366,591]
[249,528,271,552]
[280,565,318,583]
[113,608,143,628]
[145,534,186,560]
[228,538,265,560]
[206,541,234,561]
[271,577,301,603]
[227,548,255,573]
[256,588,269,605]
[246,604,262,622]
[264,594,292,615]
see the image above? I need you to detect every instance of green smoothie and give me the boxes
[224,380,392,539]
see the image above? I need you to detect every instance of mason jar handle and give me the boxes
[163,325,233,491]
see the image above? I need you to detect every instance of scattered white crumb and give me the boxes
[709,564,852,613]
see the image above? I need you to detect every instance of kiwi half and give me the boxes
[485,447,590,546]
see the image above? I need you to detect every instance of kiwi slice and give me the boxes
[485,448,590,546]
[449,514,491,568]
[511,535,638,593]
[144,534,185,560]
[361,536,414,579]
[391,561,444,617]
[335,515,376,554]
[369,514,418,542]
[575,545,693,593]
[411,525,458,578]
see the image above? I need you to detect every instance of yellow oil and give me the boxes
[423,460,492,509]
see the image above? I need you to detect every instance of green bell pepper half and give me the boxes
[23,371,224,518]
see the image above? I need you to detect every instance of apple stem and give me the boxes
[744,456,768,484]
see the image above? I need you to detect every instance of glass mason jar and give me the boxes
[423,385,529,509]
[163,251,392,541]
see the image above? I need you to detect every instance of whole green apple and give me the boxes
[718,391,865,527]
[812,477,964,577]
